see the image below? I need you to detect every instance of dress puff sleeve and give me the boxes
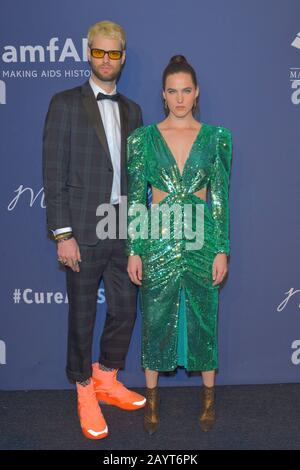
[126,126,148,256]
[210,126,233,255]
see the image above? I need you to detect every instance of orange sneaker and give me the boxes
[92,363,146,410]
[76,380,108,440]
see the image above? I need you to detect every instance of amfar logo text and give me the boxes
[291,32,300,50]
[290,32,300,104]
[291,339,300,365]
[1,38,88,63]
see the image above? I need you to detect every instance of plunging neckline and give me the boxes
[154,122,205,177]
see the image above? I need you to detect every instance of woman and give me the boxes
[126,55,232,434]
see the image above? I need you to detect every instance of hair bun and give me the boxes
[169,55,188,65]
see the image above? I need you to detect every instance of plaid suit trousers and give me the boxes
[65,222,137,383]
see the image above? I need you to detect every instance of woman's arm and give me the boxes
[126,128,148,285]
[210,127,232,286]
[210,127,233,256]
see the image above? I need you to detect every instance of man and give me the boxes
[43,20,145,440]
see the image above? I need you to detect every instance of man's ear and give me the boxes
[121,50,126,65]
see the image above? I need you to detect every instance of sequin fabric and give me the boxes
[126,123,232,371]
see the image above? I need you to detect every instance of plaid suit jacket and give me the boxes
[42,81,143,245]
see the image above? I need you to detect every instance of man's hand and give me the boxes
[212,253,228,286]
[127,255,142,286]
[57,238,81,272]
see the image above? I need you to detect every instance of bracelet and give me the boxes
[56,234,73,243]
[55,231,72,240]
[55,231,72,239]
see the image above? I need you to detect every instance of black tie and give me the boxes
[97,92,119,102]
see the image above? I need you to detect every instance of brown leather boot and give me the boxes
[144,387,159,435]
[199,385,215,432]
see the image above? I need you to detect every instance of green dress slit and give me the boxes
[177,287,188,368]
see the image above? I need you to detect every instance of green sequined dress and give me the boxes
[126,123,232,371]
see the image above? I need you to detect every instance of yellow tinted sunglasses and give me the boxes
[90,48,123,60]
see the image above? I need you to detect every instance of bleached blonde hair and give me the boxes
[87,20,126,49]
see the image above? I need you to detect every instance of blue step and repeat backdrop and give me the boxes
[1,0,299,390]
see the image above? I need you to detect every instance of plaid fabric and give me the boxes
[43,81,143,382]
[66,238,137,383]
[43,80,143,245]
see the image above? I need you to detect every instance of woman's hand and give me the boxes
[212,253,228,286]
[127,255,143,286]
